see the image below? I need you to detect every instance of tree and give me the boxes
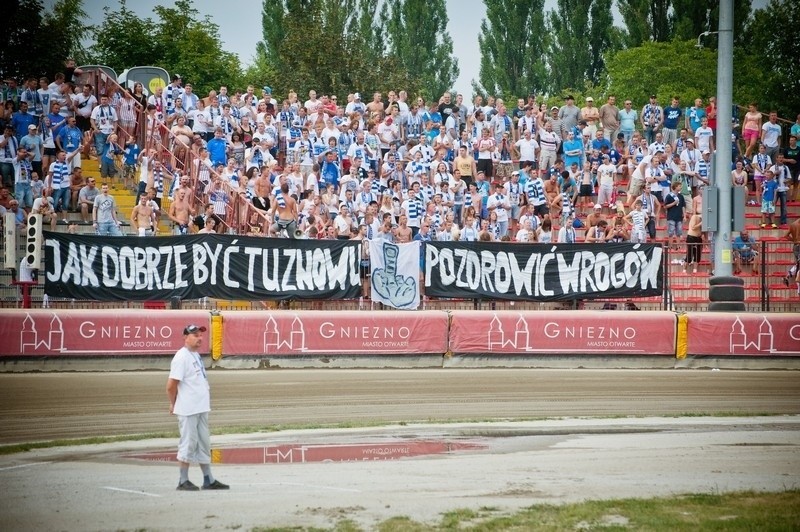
[671,0,752,46]
[152,0,243,95]
[90,0,159,72]
[603,39,771,114]
[740,0,800,118]
[546,0,619,94]
[618,0,672,47]
[474,0,549,100]
[384,0,459,101]
[0,0,93,80]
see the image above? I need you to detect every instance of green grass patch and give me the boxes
[252,490,800,531]
[0,431,178,455]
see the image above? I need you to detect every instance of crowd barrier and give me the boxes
[1,310,798,359]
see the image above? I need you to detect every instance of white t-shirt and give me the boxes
[694,126,713,153]
[597,163,617,187]
[515,138,539,161]
[169,346,210,416]
[90,104,118,134]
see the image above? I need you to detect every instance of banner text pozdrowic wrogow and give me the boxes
[424,241,663,301]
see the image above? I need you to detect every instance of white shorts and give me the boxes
[177,412,211,464]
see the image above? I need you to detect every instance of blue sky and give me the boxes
[68,0,767,98]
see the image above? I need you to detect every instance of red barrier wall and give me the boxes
[449,310,677,355]
[686,312,800,357]
[0,310,211,356]
[221,311,449,356]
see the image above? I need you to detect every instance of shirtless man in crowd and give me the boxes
[169,188,193,234]
[785,218,800,292]
[130,194,156,236]
[269,181,298,237]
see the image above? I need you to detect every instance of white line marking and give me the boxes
[251,481,361,493]
[102,486,162,498]
[0,461,52,472]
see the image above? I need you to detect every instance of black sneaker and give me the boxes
[784,277,790,287]
[176,480,200,491]
[202,479,229,490]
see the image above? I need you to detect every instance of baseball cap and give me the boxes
[650,94,656,98]
[550,106,559,111]
[685,138,694,143]
[183,324,207,335]
[28,124,36,130]
[702,149,711,155]
[593,203,602,209]
[262,86,272,94]
[354,92,361,100]
[585,96,594,102]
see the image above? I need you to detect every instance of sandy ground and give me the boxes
[0,369,798,531]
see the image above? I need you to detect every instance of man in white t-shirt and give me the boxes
[761,111,782,161]
[596,154,617,207]
[693,116,714,154]
[515,129,540,169]
[167,325,229,492]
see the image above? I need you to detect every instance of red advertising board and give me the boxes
[449,310,676,355]
[0,310,210,356]
[221,311,449,355]
[686,312,800,356]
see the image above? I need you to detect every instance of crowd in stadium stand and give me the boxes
[1,65,799,285]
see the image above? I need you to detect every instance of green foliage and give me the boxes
[618,0,672,46]
[90,0,159,72]
[605,40,718,107]
[0,0,93,80]
[740,0,800,118]
[604,38,774,116]
[90,0,244,95]
[546,0,620,94]
[384,0,459,101]
[474,0,549,100]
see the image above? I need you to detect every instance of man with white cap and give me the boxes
[167,324,229,491]
[345,92,366,115]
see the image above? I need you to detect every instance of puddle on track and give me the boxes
[124,440,489,464]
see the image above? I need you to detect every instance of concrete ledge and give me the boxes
[444,354,679,369]
[0,357,172,372]
[214,355,446,369]
[674,356,800,370]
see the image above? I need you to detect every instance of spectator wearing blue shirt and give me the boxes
[686,98,706,136]
[206,128,227,167]
[590,129,611,152]
[732,229,759,275]
[662,97,683,147]
[760,170,778,228]
[10,101,35,140]
[562,131,584,169]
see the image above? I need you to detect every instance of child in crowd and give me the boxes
[760,169,778,229]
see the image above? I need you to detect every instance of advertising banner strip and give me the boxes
[0,310,211,357]
[43,232,362,301]
[221,310,449,356]
[424,241,663,301]
[448,310,677,355]
[685,312,800,357]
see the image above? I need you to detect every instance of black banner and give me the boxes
[43,232,362,301]
[425,242,663,301]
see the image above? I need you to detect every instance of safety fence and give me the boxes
[1,309,798,359]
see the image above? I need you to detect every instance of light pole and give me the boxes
[712,2,734,278]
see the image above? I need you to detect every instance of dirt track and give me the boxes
[2,369,799,444]
[1,369,799,531]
